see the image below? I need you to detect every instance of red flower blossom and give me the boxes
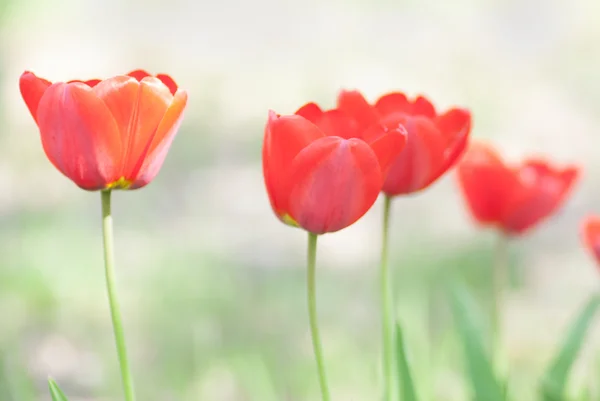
[337,90,471,196]
[581,216,600,265]
[457,142,579,235]
[263,104,407,234]
[19,69,188,190]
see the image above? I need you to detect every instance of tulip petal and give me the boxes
[295,102,323,122]
[337,90,380,131]
[381,116,446,195]
[93,76,172,179]
[36,82,122,190]
[456,143,518,225]
[127,69,152,81]
[582,215,600,265]
[263,112,325,219]
[285,136,382,234]
[362,123,407,176]
[130,90,188,188]
[156,73,179,95]
[19,71,52,123]
[412,96,436,118]
[374,92,412,117]
[423,108,472,187]
[502,162,579,234]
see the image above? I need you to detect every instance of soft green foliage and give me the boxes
[48,378,69,401]
[396,323,419,401]
[540,294,600,401]
[449,285,505,401]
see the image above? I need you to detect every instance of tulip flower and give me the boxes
[456,141,579,365]
[20,69,188,401]
[263,107,407,235]
[581,215,600,266]
[19,70,187,190]
[262,105,406,401]
[337,90,472,196]
[335,89,471,401]
[457,142,579,236]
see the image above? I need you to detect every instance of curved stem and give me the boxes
[491,232,508,358]
[307,233,331,401]
[380,195,395,401]
[101,190,136,401]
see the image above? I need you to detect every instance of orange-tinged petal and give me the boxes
[262,112,325,218]
[456,142,518,225]
[156,74,178,95]
[381,116,446,195]
[337,90,380,131]
[93,76,172,179]
[362,123,407,176]
[285,136,382,234]
[19,71,52,123]
[68,79,101,87]
[130,89,188,188]
[36,82,122,190]
[582,215,600,265]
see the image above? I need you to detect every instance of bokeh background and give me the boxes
[1,0,600,399]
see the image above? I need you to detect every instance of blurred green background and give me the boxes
[1,0,600,399]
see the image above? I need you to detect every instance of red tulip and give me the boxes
[581,216,600,265]
[457,142,579,235]
[19,69,188,190]
[263,104,407,234]
[337,90,471,196]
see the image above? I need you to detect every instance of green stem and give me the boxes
[306,233,331,401]
[491,232,508,359]
[380,195,395,401]
[101,190,136,401]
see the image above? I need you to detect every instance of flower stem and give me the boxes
[101,190,136,401]
[491,232,508,360]
[380,195,395,401]
[306,232,331,401]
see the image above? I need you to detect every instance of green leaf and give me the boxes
[449,284,504,401]
[395,322,418,401]
[540,293,600,401]
[48,378,69,401]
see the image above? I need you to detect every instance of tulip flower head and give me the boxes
[581,215,600,266]
[457,142,579,236]
[19,69,188,190]
[262,104,407,234]
[336,90,472,196]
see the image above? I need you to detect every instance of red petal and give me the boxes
[362,123,407,176]
[374,92,411,117]
[36,82,122,190]
[19,71,52,123]
[127,70,152,81]
[381,116,446,195]
[262,112,325,219]
[423,108,472,187]
[412,96,436,118]
[501,162,579,234]
[286,136,382,234]
[93,76,172,180]
[336,90,379,131]
[582,215,600,266]
[314,109,359,139]
[295,102,323,123]
[456,142,518,226]
[156,74,178,95]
